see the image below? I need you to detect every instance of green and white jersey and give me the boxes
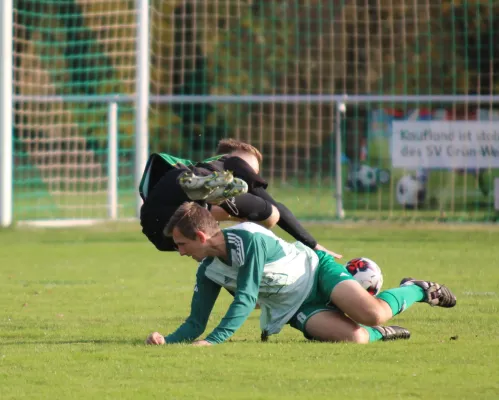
[164,222,319,345]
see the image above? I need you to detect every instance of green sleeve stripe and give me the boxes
[205,235,265,343]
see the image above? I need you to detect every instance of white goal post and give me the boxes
[0,0,13,227]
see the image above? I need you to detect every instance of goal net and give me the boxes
[13,0,137,224]
[148,0,499,222]
[10,0,499,225]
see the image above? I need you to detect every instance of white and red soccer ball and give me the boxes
[346,257,384,296]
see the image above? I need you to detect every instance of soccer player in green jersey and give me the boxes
[146,202,456,346]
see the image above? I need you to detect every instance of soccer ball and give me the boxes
[347,164,378,192]
[375,168,391,185]
[346,257,383,296]
[396,175,426,208]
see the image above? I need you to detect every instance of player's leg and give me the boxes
[330,280,397,326]
[289,306,410,343]
[286,255,410,342]
[399,278,457,307]
[312,251,391,326]
[212,194,280,228]
[331,278,456,327]
[295,309,369,343]
[178,169,248,203]
[315,251,456,327]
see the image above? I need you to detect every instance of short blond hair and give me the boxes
[216,138,263,165]
[164,202,220,239]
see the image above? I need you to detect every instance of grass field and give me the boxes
[1,222,499,399]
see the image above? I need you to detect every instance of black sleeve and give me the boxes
[250,187,318,249]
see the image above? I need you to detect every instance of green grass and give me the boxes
[1,223,499,399]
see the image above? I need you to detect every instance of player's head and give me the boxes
[164,202,221,261]
[217,138,262,173]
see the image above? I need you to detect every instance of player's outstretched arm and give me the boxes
[201,236,265,345]
[251,187,343,258]
[146,263,221,345]
[314,243,343,259]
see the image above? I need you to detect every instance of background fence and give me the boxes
[2,0,499,226]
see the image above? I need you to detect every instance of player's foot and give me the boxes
[178,170,237,201]
[372,325,411,341]
[205,178,248,204]
[179,170,233,191]
[400,278,457,308]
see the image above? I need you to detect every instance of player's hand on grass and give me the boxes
[146,332,165,345]
[191,340,212,347]
[314,243,343,259]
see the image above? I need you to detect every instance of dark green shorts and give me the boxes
[288,251,355,337]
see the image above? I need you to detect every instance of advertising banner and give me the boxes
[391,121,499,169]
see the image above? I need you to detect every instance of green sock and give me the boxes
[363,326,383,342]
[377,285,425,316]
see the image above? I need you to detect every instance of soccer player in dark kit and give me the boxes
[139,139,342,258]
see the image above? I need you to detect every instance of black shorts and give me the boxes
[140,168,191,251]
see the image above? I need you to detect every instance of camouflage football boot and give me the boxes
[400,278,457,308]
[178,170,248,204]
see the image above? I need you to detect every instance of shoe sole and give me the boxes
[223,178,248,197]
[179,171,233,190]
[205,178,248,204]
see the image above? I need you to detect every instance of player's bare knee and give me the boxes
[260,205,280,228]
[318,326,369,344]
[350,327,370,344]
[331,281,391,326]
[362,299,393,326]
[348,302,387,326]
